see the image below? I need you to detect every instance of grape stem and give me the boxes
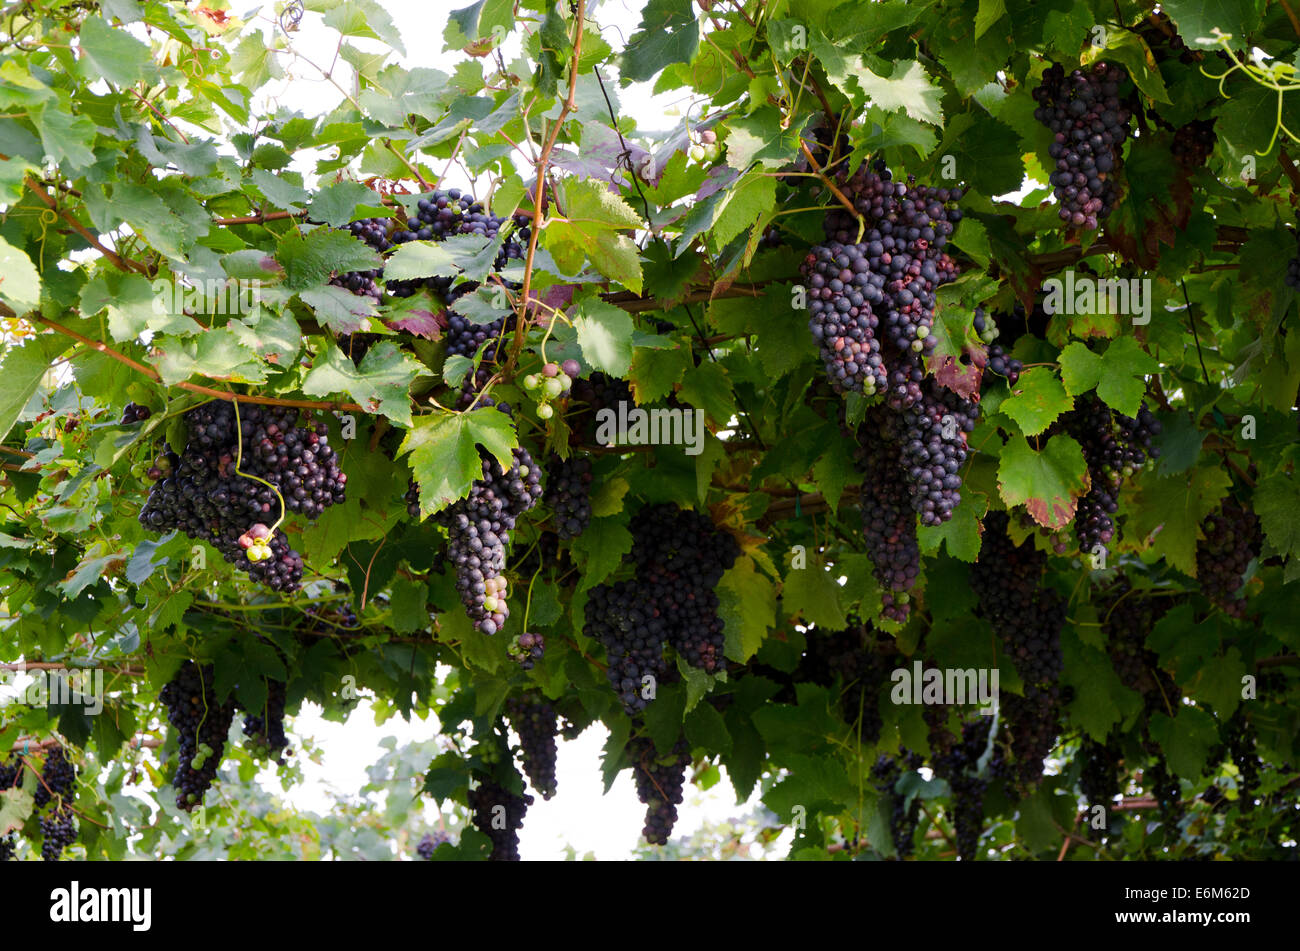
[231,399,288,536]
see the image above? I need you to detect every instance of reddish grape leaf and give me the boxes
[997,434,1090,529]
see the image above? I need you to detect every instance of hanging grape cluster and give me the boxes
[629,736,691,846]
[138,401,347,591]
[242,679,290,764]
[1195,499,1261,618]
[505,694,559,800]
[159,661,238,812]
[434,441,543,635]
[543,453,592,539]
[933,718,1001,861]
[802,160,964,404]
[970,512,1065,687]
[467,777,532,861]
[584,505,739,713]
[1032,61,1133,230]
[1058,394,1161,557]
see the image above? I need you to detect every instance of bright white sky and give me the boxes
[244,0,789,860]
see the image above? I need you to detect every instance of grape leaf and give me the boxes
[718,556,776,663]
[1148,706,1220,779]
[999,367,1071,437]
[574,300,635,376]
[302,341,424,426]
[571,516,633,592]
[620,0,700,83]
[1255,473,1300,564]
[277,228,383,290]
[0,236,40,313]
[997,434,1089,529]
[783,562,847,630]
[399,407,518,516]
[1130,467,1232,575]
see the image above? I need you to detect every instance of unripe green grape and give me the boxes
[537,404,554,420]
[543,377,564,399]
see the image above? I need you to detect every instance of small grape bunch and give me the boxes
[238,523,275,563]
[689,128,721,164]
[522,360,579,421]
[508,631,545,669]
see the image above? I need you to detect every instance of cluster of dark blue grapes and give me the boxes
[40,807,77,861]
[852,405,921,623]
[0,758,19,860]
[1032,61,1133,231]
[1196,500,1261,618]
[333,191,528,297]
[973,308,1022,384]
[888,381,980,527]
[120,402,152,424]
[804,162,963,405]
[872,754,921,858]
[508,631,545,669]
[242,679,290,764]
[32,746,76,810]
[160,662,238,811]
[1145,752,1184,826]
[543,454,592,539]
[1059,394,1161,556]
[468,777,533,861]
[416,829,450,859]
[629,736,691,845]
[139,402,346,591]
[1172,119,1217,169]
[584,505,740,713]
[569,372,635,443]
[970,512,1065,687]
[505,695,559,800]
[1,748,80,860]
[0,759,19,860]
[434,442,543,635]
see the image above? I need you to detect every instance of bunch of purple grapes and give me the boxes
[543,454,593,539]
[242,679,290,764]
[1032,61,1133,230]
[852,405,921,623]
[970,512,1064,687]
[584,505,739,712]
[1196,500,1261,618]
[1059,394,1160,556]
[435,444,543,635]
[505,694,559,800]
[138,402,346,592]
[159,661,238,812]
[629,736,691,845]
[468,777,532,861]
